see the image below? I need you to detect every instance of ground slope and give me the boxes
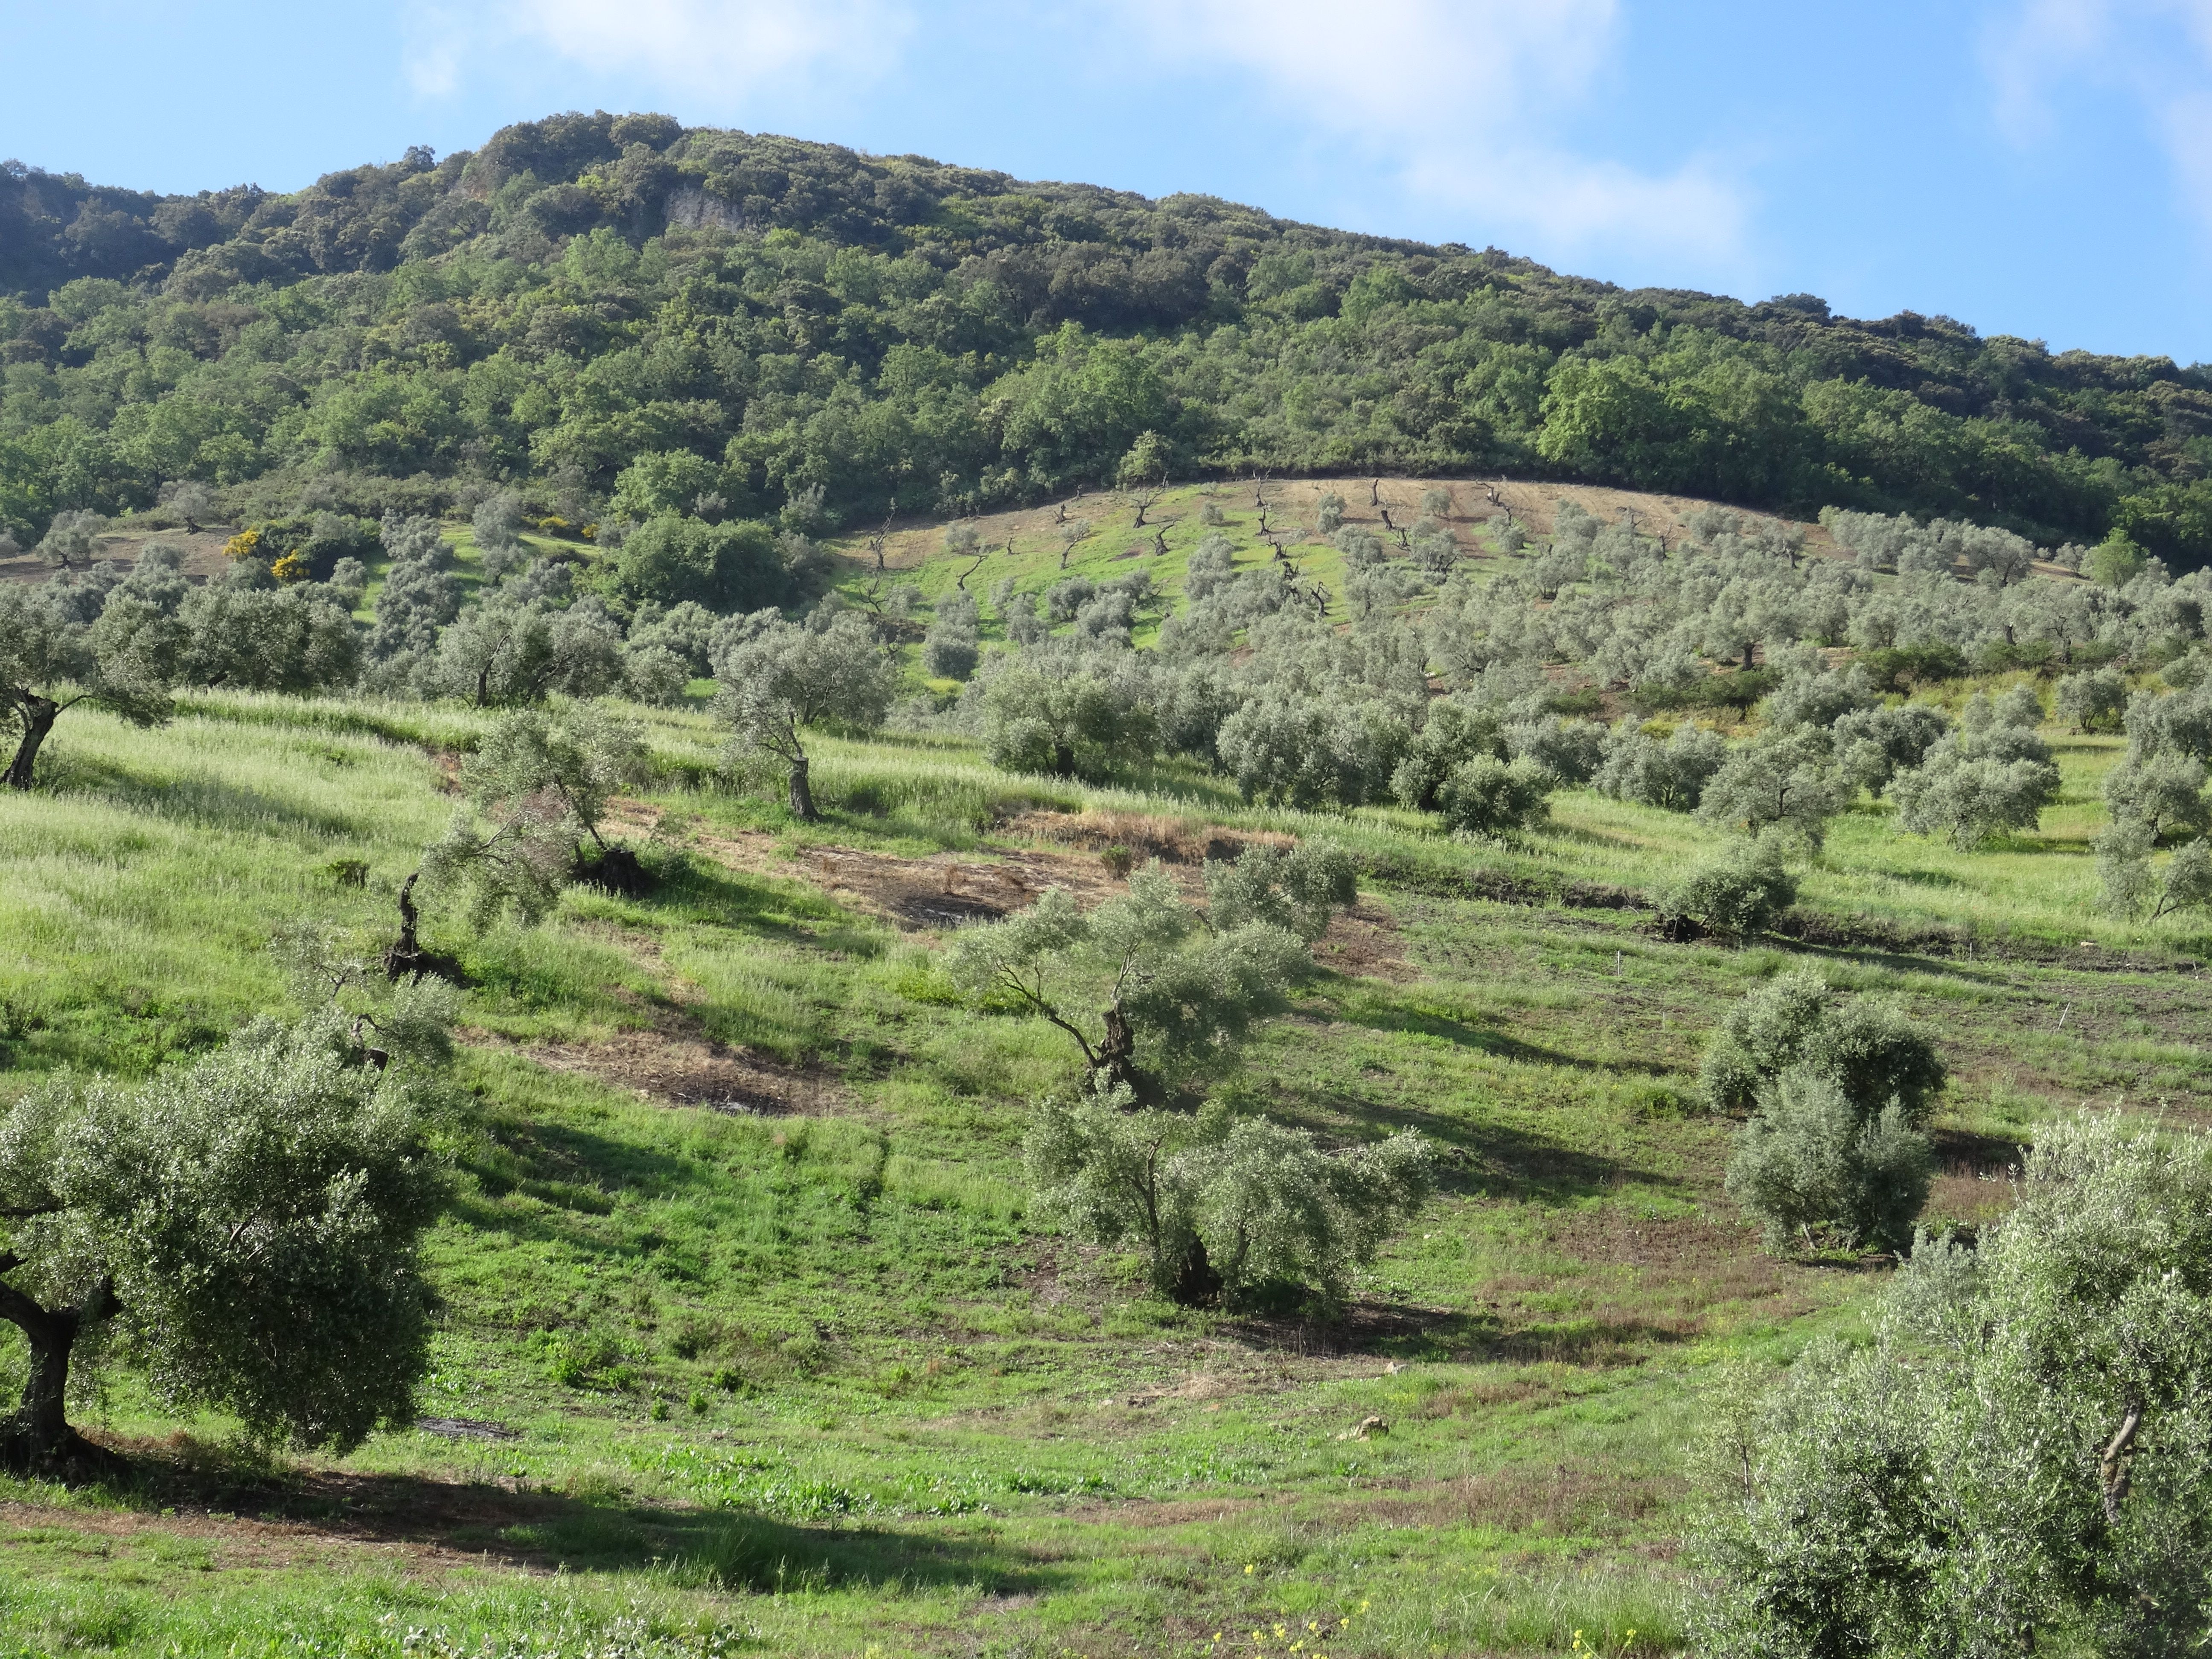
[0,501,2203,1656]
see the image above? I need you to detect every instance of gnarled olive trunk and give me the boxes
[0,1265,122,1478]
[1095,1006,1150,1101]
[4,694,60,790]
[787,755,818,821]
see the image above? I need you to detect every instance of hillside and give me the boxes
[5,446,2212,1650]
[5,114,2212,565]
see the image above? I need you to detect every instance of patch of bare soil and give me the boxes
[1000,806,1285,866]
[472,1027,847,1117]
[1313,902,1415,981]
[0,526,238,588]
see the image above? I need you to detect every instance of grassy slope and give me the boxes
[0,494,2206,1658]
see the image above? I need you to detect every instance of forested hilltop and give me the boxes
[5,110,2212,560]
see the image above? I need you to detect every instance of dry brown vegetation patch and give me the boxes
[472,1027,848,1117]
[1001,806,1284,866]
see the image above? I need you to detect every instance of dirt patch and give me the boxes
[1313,902,1415,981]
[614,801,1138,929]
[470,1028,848,1117]
[1001,807,1286,866]
[0,526,239,589]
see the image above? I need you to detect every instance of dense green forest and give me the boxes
[6,110,2212,560]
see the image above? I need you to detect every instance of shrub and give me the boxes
[1698,969,1946,1121]
[1693,1112,2212,1653]
[1723,1068,1934,1254]
[1024,1091,1435,1308]
[1435,754,1552,837]
[1659,837,1797,940]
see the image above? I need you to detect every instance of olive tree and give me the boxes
[423,570,626,707]
[1697,732,1853,849]
[1436,754,1554,837]
[1595,720,1728,811]
[2096,821,2212,921]
[1659,836,1799,940]
[176,573,361,693]
[0,1011,445,1474]
[34,509,106,569]
[470,491,527,578]
[982,655,1157,783]
[946,853,1345,1098]
[1699,969,1947,1120]
[1711,973,1947,1255]
[1693,1112,2212,1654]
[713,611,896,820]
[0,575,180,789]
[1892,694,2061,848]
[419,699,650,928]
[1025,1092,1434,1308]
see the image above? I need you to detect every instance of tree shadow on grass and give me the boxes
[66,1453,1065,1595]
[45,752,365,841]
[1328,999,1676,1079]
[1226,1301,1703,1366]
[625,855,881,954]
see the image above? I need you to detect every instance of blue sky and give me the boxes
[8,0,2211,363]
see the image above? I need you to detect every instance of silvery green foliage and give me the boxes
[1698,968,1947,1122]
[34,508,106,568]
[1216,692,1407,809]
[470,491,527,578]
[2102,749,2210,841]
[981,649,1157,782]
[713,610,897,816]
[1504,713,1604,784]
[0,1022,442,1455]
[1830,702,1950,795]
[1660,835,1798,940]
[1596,720,1729,810]
[2055,665,2128,733]
[1697,731,1853,849]
[1391,701,1508,811]
[1892,690,2061,848]
[1723,1068,1933,1253]
[1435,754,1553,837]
[947,852,1340,1091]
[2096,819,2212,921]
[1693,1111,2212,1656]
[922,589,982,680]
[420,699,646,927]
[1761,661,1879,733]
[364,512,461,681]
[1024,1090,1434,1307]
[1203,840,1356,942]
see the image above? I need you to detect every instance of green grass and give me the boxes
[1,652,2206,1654]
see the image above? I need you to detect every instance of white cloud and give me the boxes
[405,0,912,106]
[1987,0,2212,226]
[1128,0,1751,269]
